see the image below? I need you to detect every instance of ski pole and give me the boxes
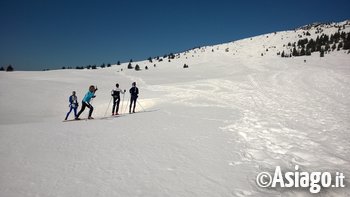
[125,96,129,114]
[104,97,113,117]
[120,93,125,115]
[136,100,146,112]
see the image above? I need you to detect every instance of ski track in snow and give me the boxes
[148,54,350,196]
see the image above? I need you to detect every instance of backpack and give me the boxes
[111,90,120,98]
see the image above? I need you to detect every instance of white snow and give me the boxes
[1,21,350,196]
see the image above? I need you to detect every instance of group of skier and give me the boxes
[65,82,139,120]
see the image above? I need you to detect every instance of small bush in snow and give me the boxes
[128,63,133,69]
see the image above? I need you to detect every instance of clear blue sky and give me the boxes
[1,0,349,70]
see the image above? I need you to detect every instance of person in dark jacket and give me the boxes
[129,82,139,113]
[111,83,125,115]
[65,91,78,120]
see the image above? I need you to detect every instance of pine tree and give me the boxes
[320,50,325,57]
[0,67,4,71]
[337,42,343,50]
[292,47,299,56]
[306,50,311,56]
[306,39,316,52]
[6,65,14,71]
[343,39,350,50]
[325,44,330,52]
[117,61,121,65]
[316,44,321,52]
[135,64,140,71]
[281,51,285,57]
[332,43,337,51]
[128,62,133,69]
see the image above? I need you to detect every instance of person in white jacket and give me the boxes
[111,83,125,115]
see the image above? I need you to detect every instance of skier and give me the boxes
[111,83,126,115]
[129,82,139,113]
[64,91,78,120]
[76,85,98,120]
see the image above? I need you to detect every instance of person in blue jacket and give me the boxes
[65,91,79,120]
[76,85,98,120]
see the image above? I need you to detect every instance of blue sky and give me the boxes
[0,0,349,70]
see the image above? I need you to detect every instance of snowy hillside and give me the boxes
[1,21,350,197]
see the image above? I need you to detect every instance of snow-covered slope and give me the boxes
[1,21,350,197]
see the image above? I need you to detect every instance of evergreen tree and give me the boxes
[135,64,140,71]
[306,39,316,52]
[340,31,346,40]
[281,51,285,57]
[147,57,153,63]
[292,47,299,56]
[320,50,325,57]
[337,42,343,50]
[107,63,111,67]
[6,65,14,72]
[117,61,121,65]
[332,43,337,51]
[325,43,330,51]
[100,63,105,68]
[306,50,311,56]
[127,62,133,69]
[168,53,175,59]
[145,66,148,70]
[0,66,4,71]
[300,47,306,56]
[343,39,350,50]
[316,44,321,52]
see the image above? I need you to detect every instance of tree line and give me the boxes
[280,31,350,58]
[0,65,14,72]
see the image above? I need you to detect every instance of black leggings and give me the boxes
[112,97,120,114]
[77,102,94,118]
[129,96,137,112]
